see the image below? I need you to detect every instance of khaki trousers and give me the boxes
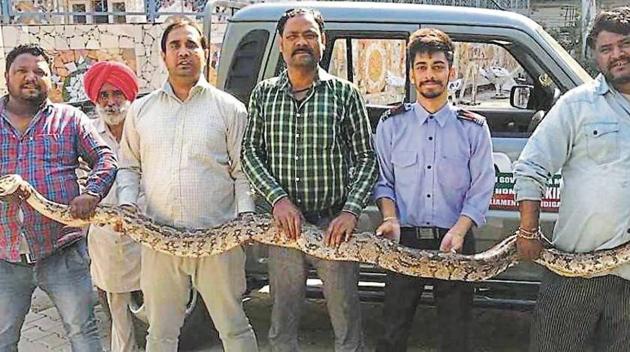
[106,292,138,352]
[140,246,258,352]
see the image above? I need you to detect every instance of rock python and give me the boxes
[1,174,629,281]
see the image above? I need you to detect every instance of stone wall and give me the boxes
[0,21,223,102]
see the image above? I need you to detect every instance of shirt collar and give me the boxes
[0,95,54,123]
[277,66,334,90]
[413,101,452,127]
[593,74,611,96]
[93,116,108,134]
[161,76,212,100]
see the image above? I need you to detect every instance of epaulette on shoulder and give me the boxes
[457,109,486,126]
[381,103,412,122]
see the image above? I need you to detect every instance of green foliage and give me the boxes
[543,14,598,77]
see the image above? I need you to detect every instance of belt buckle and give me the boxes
[21,253,35,265]
[415,227,438,240]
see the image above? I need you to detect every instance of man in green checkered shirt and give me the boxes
[241,8,377,352]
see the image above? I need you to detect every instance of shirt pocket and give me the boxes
[584,122,619,164]
[391,151,419,189]
[437,156,470,191]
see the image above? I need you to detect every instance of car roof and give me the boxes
[230,1,540,31]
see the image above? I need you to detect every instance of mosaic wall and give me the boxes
[0,22,224,103]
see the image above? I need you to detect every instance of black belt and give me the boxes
[302,203,344,225]
[401,226,445,240]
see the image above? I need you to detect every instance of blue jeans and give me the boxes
[0,239,102,352]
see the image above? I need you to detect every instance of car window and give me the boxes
[450,42,531,109]
[328,38,407,106]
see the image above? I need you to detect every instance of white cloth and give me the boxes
[88,118,141,292]
[116,78,255,228]
[514,74,630,280]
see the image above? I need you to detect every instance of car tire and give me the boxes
[96,287,218,350]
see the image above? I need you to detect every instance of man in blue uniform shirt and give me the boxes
[374,28,495,352]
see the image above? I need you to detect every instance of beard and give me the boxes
[417,80,446,99]
[95,101,130,126]
[290,48,318,69]
[603,57,630,86]
[419,89,444,99]
[7,80,47,105]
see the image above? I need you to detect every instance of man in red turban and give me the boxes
[84,61,138,103]
[82,61,141,352]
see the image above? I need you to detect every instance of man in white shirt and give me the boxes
[514,7,630,352]
[116,18,258,352]
[82,61,141,352]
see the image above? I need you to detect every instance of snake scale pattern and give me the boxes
[1,174,629,281]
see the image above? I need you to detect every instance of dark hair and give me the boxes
[587,7,630,50]
[5,44,51,72]
[407,28,454,67]
[160,17,208,53]
[276,8,325,36]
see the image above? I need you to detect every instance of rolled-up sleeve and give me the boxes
[514,97,575,202]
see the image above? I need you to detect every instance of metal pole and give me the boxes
[147,0,156,23]
[1,0,12,24]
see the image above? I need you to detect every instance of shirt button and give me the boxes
[428,136,433,141]
[295,156,299,160]
[296,133,301,138]
[297,113,301,118]
[429,115,434,119]
[426,222,430,225]
[427,165,432,169]
[627,228,630,234]
[427,194,431,198]
[296,177,300,182]
[593,130,598,136]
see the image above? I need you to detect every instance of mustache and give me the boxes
[292,48,313,56]
[420,80,443,86]
[609,58,629,70]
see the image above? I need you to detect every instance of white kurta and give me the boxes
[88,118,141,293]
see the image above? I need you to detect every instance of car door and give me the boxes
[425,24,570,283]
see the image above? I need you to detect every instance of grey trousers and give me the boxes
[267,213,364,352]
[529,270,630,352]
[268,247,364,352]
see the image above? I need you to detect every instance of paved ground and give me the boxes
[18,289,109,352]
[19,287,532,352]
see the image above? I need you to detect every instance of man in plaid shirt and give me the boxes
[0,44,116,351]
[242,8,378,352]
